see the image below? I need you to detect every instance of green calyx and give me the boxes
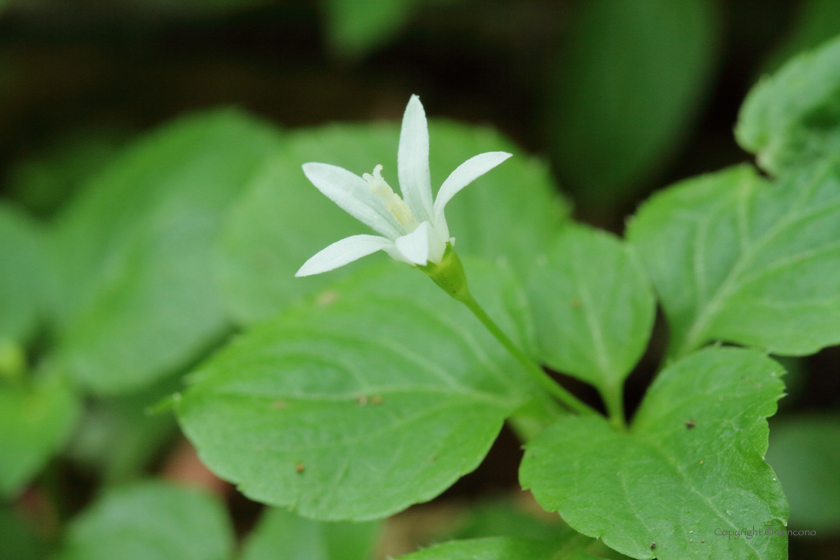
[418,244,470,303]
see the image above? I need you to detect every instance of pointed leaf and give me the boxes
[50,110,283,395]
[527,225,655,400]
[627,162,840,358]
[178,259,541,520]
[738,35,840,174]
[521,347,788,560]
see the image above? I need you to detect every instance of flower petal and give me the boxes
[433,151,512,225]
[393,221,447,265]
[295,235,395,277]
[398,95,434,223]
[303,163,403,239]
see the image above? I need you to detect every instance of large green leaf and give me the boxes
[766,415,840,533]
[627,162,840,358]
[49,110,283,395]
[219,120,568,326]
[738,35,840,174]
[548,0,719,205]
[526,225,654,415]
[178,259,543,520]
[396,537,600,560]
[521,348,788,560]
[0,375,80,497]
[241,507,380,560]
[53,481,234,560]
[0,204,48,343]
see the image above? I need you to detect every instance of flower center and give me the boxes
[364,164,417,229]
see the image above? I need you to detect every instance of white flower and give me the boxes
[295,95,512,277]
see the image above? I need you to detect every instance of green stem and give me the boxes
[457,290,596,416]
[602,382,627,431]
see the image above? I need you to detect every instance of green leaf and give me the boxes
[0,506,45,560]
[219,120,568,326]
[66,376,180,483]
[521,347,788,560]
[527,225,654,410]
[761,0,840,76]
[766,415,840,533]
[53,481,234,560]
[737,35,840,174]
[627,162,840,358]
[178,259,541,520]
[548,0,719,205]
[0,375,80,497]
[0,204,48,343]
[447,499,577,543]
[241,507,380,560]
[322,0,417,59]
[49,110,283,395]
[397,537,599,560]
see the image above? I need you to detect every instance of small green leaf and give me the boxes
[397,537,599,560]
[322,0,417,59]
[0,375,80,497]
[548,0,719,205]
[0,204,48,343]
[179,260,540,520]
[219,121,568,326]
[521,347,787,560]
[49,110,283,395]
[737,35,840,174]
[447,499,581,543]
[627,162,840,358]
[766,415,840,533]
[527,225,654,407]
[53,481,234,560]
[241,507,381,560]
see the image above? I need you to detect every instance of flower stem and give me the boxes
[457,290,596,416]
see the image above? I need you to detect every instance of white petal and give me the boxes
[433,151,512,224]
[295,235,394,277]
[394,221,434,265]
[303,163,403,239]
[398,95,434,223]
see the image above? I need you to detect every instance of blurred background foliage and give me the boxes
[1,0,840,559]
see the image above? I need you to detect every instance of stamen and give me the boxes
[364,165,417,228]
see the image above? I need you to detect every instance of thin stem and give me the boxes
[457,290,596,416]
[602,382,627,431]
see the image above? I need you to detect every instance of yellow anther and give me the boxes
[364,165,417,227]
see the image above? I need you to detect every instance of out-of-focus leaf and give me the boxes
[521,348,788,560]
[627,163,840,358]
[52,481,234,560]
[0,204,47,343]
[8,128,127,217]
[323,0,417,59]
[396,537,600,560]
[766,415,840,534]
[50,110,283,395]
[526,225,654,413]
[220,120,568,326]
[548,0,719,206]
[761,0,840,76]
[0,375,80,497]
[738,35,840,174]
[241,507,381,560]
[178,260,543,521]
[67,376,180,483]
[447,499,578,543]
[0,506,45,560]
